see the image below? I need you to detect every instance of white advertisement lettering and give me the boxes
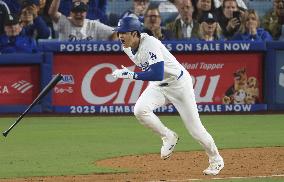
[81,63,219,104]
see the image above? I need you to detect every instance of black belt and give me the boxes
[159,83,169,87]
[159,70,183,87]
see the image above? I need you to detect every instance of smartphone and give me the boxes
[233,11,241,19]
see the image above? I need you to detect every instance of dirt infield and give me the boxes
[2,147,284,182]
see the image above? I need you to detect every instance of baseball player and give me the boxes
[112,16,224,175]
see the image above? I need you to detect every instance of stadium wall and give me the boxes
[0,41,283,113]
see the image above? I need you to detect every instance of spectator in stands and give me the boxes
[0,14,38,53]
[215,0,244,39]
[4,0,53,22]
[233,9,272,41]
[2,0,22,14]
[143,5,174,40]
[169,0,182,6]
[262,0,284,40]
[0,0,10,35]
[37,0,58,38]
[196,11,223,41]
[85,0,107,23]
[3,0,54,15]
[193,0,216,21]
[19,1,51,39]
[49,0,117,41]
[166,0,199,40]
[38,0,48,16]
[58,0,107,24]
[158,0,178,14]
[154,0,179,25]
[214,0,247,10]
[120,0,150,24]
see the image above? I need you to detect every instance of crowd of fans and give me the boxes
[0,0,283,53]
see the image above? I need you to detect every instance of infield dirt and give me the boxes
[2,147,284,181]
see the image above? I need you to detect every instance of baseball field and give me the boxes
[0,114,283,181]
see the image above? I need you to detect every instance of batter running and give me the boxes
[112,16,224,175]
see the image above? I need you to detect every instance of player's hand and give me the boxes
[112,65,137,79]
[227,18,240,30]
[30,5,38,19]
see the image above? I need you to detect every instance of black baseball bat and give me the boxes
[2,73,63,137]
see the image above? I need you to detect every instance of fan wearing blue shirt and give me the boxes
[232,9,272,41]
[0,14,38,54]
[20,0,51,39]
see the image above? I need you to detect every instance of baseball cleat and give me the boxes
[203,157,224,175]
[161,132,179,160]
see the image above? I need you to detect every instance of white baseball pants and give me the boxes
[133,70,221,162]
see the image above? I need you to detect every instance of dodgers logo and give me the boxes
[138,62,149,71]
[149,52,157,60]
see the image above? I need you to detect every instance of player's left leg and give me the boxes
[134,84,179,159]
[164,72,224,175]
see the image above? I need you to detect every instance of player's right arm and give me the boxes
[135,61,164,81]
[48,0,61,23]
[112,62,164,81]
[114,38,165,81]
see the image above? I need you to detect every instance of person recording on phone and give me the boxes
[215,0,244,39]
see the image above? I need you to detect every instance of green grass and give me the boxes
[0,114,283,179]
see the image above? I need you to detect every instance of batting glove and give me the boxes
[112,65,137,79]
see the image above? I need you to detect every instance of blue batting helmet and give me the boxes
[113,17,142,33]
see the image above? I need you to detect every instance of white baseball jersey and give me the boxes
[129,33,222,164]
[124,33,185,85]
[53,13,113,41]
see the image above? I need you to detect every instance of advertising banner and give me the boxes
[176,53,263,104]
[53,52,264,113]
[39,41,266,52]
[0,65,40,105]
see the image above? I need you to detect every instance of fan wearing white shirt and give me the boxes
[49,0,117,41]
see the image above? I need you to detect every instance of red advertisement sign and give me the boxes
[0,65,40,105]
[176,53,263,104]
[53,52,263,105]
